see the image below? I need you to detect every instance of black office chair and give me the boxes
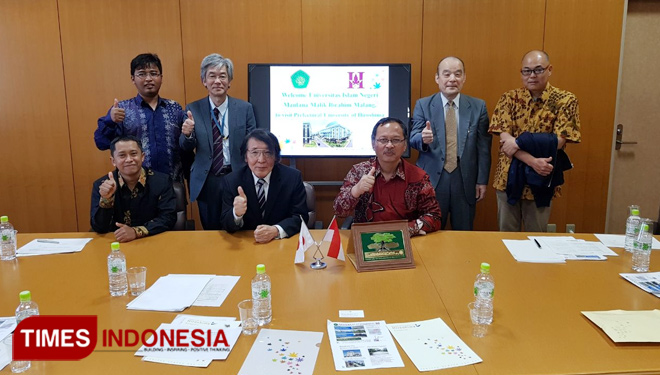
[303,182,323,229]
[172,181,195,231]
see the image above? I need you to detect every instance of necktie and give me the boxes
[444,101,457,172]
[256,178,266,217]
[211,107,224,175]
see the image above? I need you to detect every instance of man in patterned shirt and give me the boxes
[334,117,442,236]
[95,53,194,182]
[489,50,581,232]
[91,136,176,242]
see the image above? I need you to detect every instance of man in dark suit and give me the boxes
[411,56,492,230]
[221,129,308,243]
[180,53,257,230]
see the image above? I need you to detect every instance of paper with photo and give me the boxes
[192,275,240,307]
[238,329,323,375]
[17,238,93,256]
[582,310,660,342]
[620,272,660,298]
[387,318,482,371]
[327,320,404,371]
[594,233,660,249]
[502,239,565,263]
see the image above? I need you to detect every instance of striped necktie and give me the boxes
[211,107,224,175]
[256,178,266,217]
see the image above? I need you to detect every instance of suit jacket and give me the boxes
[180,96,257,202]
[220,164,308,236]
[410,93,492,205]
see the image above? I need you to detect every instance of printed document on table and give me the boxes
[594,233,660,249]
[17,238,93,256]
[529,236,617,260]
[192,275,240,307]
[502,239,565,263]
[582,310,660,342]
[142,315,238,367]
[127,274,214,312]
[0,334,10,372]
[238,329,323,375]
[327,320,404,371]
[620,272,660,298]
[387,318,482,371]
[0,317,17,343]
[134,323,241,360]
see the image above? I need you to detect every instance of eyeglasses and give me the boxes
[134,71,162,79]
[375,138,405,146]
[207,73,229,82]
[247,149,274,159]
[521,66,548,76]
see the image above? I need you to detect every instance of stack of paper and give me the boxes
[127,274,214,312]
[238,329,323,375]
[135,314,241,367]
[326,320,404,371]
[594,233,660,249]
[582,310,660,342]
[17,238,93,256]
[387,318,482,372]
[502,239,565,263]
[529,236,618,260]
[620,272,660,298]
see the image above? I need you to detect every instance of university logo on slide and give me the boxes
[348,72,364,89]
[13,315,97,360]
[291,70,310,88]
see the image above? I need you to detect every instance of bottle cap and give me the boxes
[642,224,649,231]
[632,209,640,216]
[19,290,31,302]
[480,262,491,272]
[111,242,120,251]
[0,216,7,223]
[256,264,266,274]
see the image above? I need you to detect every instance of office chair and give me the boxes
[172,181,195,231]
[303,182,323,229]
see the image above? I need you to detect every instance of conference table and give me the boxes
[1,230,658,374]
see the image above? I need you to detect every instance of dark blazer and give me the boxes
[220,164,308,236]
[410,93,492,205]
[180,96,257,202]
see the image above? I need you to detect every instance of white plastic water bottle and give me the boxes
[0,215,17,261]
[251,264,272,326]
[632,221,652,272]
[107,242,127,296]
[13,290,39,373]
[473,262,494,324]
[624,207,641,253]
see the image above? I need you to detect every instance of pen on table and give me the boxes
[37,239,59,244]
[534,239,542,248]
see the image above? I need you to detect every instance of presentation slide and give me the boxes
[270,66,390,157]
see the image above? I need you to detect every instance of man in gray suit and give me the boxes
[180,54,257,229]
[411,56,491,230]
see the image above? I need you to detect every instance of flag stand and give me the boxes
[310,242,327,269]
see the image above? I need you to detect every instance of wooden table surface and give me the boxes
[1,230,658,374]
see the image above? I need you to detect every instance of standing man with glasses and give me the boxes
[411,56,492,231]
[220,129,307,243]
[489,50,581,232]
[334,117,441,236]
[95,53,192,182]
[180,53,257,230]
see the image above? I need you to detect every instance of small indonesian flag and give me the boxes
[295,219,314,264]
[323,216,345,261]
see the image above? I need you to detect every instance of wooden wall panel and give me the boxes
[544,0,625,233]
[298,0,424,226]
[0,0,77,232]
[58,0,186,231]
[420,0,546,231]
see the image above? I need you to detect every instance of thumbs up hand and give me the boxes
[351,167,377,198]
[182,110,195,136]
[110,98,125,123]
[421,121,434,144]
[234,186,248,217]
[99,172,117,199]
